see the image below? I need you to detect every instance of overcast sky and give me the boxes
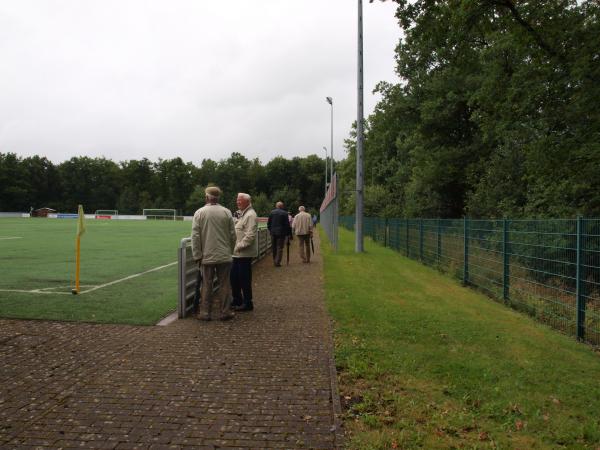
[0,1,401,166]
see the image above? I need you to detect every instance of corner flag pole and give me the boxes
[72,205,86,295]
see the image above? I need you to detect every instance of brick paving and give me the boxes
[0,235,342,449]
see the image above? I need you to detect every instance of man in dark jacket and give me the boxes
[267,201,292,267]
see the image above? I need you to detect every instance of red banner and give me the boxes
[320,173,337,212]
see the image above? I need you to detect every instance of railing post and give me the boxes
[178,241,185,319]
[463,217,469,285]
[385,218,389,247]
[406,218,409,257]
[503,218,510,303]
[419,219,424,261]
[576,215,585,341]
[437,219,442,266]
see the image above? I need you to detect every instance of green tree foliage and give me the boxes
[0,152,327,216]
[346,0,600,219]
[250,192,272,217]
[0,153,30,211]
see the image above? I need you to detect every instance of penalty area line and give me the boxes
[0,237,23,240]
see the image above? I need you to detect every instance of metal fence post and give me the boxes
[576,215,585,341]
[437,219,442,266]
[463,217,469,285]
[406,218,409,257]
[385,218,389,247]
[503,218,510,303]
[419,218,424,261]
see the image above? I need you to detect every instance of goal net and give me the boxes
[143,209,176,220]
[95,209,118,218]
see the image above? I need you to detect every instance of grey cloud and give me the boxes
[0,0,401,165]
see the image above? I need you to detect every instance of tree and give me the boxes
[341,0,600,219]
[58,157,121,212]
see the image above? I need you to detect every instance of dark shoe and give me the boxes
[274,263,282,267]
[196,314,211,321]
[233,304,253,312]
[219,312,235,321]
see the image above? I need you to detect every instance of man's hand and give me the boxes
[234,243,242,253]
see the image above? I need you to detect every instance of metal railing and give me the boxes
[178,228,272,318]
[340,216,600,346]
[320,173,339,251]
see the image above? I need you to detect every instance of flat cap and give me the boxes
[205,186,222,197]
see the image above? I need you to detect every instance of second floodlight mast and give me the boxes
[326,96,333,184]
[323,146,329,196]
[356,0,365,252]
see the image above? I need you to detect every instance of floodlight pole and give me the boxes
[323,146,329,195]
[355,0,365,253]
[326,97,334,182]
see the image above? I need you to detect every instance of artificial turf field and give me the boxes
[0,218,192,325]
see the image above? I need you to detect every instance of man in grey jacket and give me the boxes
[191,186,236,321]
[231,193,258,312]
[292,205,313,263]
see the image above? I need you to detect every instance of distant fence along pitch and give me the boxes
[339,216,600,346]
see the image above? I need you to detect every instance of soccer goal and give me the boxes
[143,209,176,220]
[95,209,118,217]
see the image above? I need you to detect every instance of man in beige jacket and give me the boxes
[292,205,313,263]
[231,193,258,312]
[191,186,236,321]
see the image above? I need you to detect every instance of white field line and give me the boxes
[0,289,72,295]
[78,261,177,294]
[0,237,23,240]
[0,261,177,295]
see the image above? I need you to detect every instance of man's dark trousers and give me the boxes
[271,235,286,266]
[231,257,253,308]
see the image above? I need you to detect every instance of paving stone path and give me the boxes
[0,234,342,449]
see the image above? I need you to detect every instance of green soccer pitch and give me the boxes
[0,218,193,325]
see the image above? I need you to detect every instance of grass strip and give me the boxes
[322,227,600,449]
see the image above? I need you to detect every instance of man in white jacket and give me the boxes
[231,193,258,312]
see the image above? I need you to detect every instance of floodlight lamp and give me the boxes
[326,97,332,105]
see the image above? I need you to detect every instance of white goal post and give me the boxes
[143,209,177,220]
[95,209,118,216]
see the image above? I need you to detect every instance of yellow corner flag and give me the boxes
[77,204,86,237]
[73,205,85,295]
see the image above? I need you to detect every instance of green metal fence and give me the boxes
[339,216,600,346]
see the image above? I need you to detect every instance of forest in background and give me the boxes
[338,0,599,219]
[2,1,599,220]
[0,152,326,216]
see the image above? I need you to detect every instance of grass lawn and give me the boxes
[0,218,192,325]
[322,227,600,449]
